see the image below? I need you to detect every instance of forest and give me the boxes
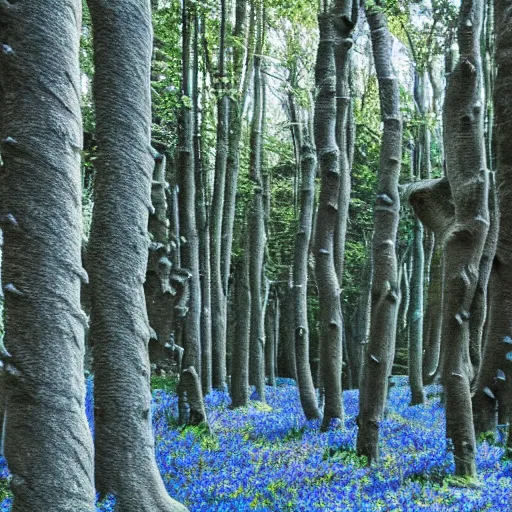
[0,0,511,510]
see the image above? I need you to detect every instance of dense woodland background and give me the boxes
[1,0,512,510]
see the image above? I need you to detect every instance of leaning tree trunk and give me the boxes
[314,9,344,431]
[294,142,320,420]
[469,174,498,382]
[248,0,266,402]
[404,177,455,384]
[442,0,488,477]
[357,5,402,462]
[0,2,95,509]
[86,0,188,509]
[472,0,512,437]
[210,0,229,391]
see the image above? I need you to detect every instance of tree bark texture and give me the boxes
[294,143,320,419]
[357,5,402,462]
[314,11,344,431]
[178,0,202,377]
[248,0,266,402]
[0,1,95,509]
[230,235,251,408]
[210,0,229,391]
[472,0,512,437]
[442,0,488,477]
[86,0,188,509]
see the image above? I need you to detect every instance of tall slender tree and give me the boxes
[314,2,344,431]
[0,2,95,509]
[178,0,202,379]
[210,0,229,391]
[86,0,187,508]
[248,0,267,401]
[357,3,402,462]
[294,142,320,420]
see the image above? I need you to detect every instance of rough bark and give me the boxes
[221,0,252,293]
[469,174,498,380]
[0,2,95,509]
[86,0,188,509]
[294,143,320,419]
[178,0,202,377]
[230,235,251,408]
[193,12,212,395]
[210,0,229,391]
[248,0,266,402]
[472,0,512,437]
[314,10,344,431]
[265,293,277,387]
[442,0,488,477]
[357,5,402,462]
[145,154,183,366]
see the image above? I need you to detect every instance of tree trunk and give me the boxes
[193,12,212,395]
[409,216,425,404]
[314,9,344,431]
[178,0,202,377]
[230,232,251,408]
[86,0,187,509]
[469,174,498,381]
[357,4,402,462]
[248,0,266,402]
[265,293,277,387]
[210,0,229,391]
[294,143,320,419]
[472,0,512,437]
[0,2,95,509]
[221,0,252,296]
[442,0,488,477]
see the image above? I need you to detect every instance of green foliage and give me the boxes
[0,479,11,502]
[151,375,178,394]
[323,446,369,468]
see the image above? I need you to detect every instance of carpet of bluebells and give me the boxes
[1,378,512,511]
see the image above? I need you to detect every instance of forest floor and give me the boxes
[1,378,512,511]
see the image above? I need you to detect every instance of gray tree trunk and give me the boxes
[0,2,95,509]
[442,0,488,477]
[294,143,320,419]
[230,228,251,408]
[248,0,266,402]
[357,4,402,462]
[314,8,344,431]
[86,1,188,509]
[472,0,512,437]
[178,0,202,377]
[221,0,252,298]
[210,0,229,391]
[193,12,212,395]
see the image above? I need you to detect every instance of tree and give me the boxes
[178,0,202,382]
[248,0,267,402]
[441,0,488,477]
[357,3,402,462]
[472,0,512,437]
[1,1,95,509]
[210,0,229,391]
[86,0,187,508]
[314,2,344,431]
[294,142,320,419]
